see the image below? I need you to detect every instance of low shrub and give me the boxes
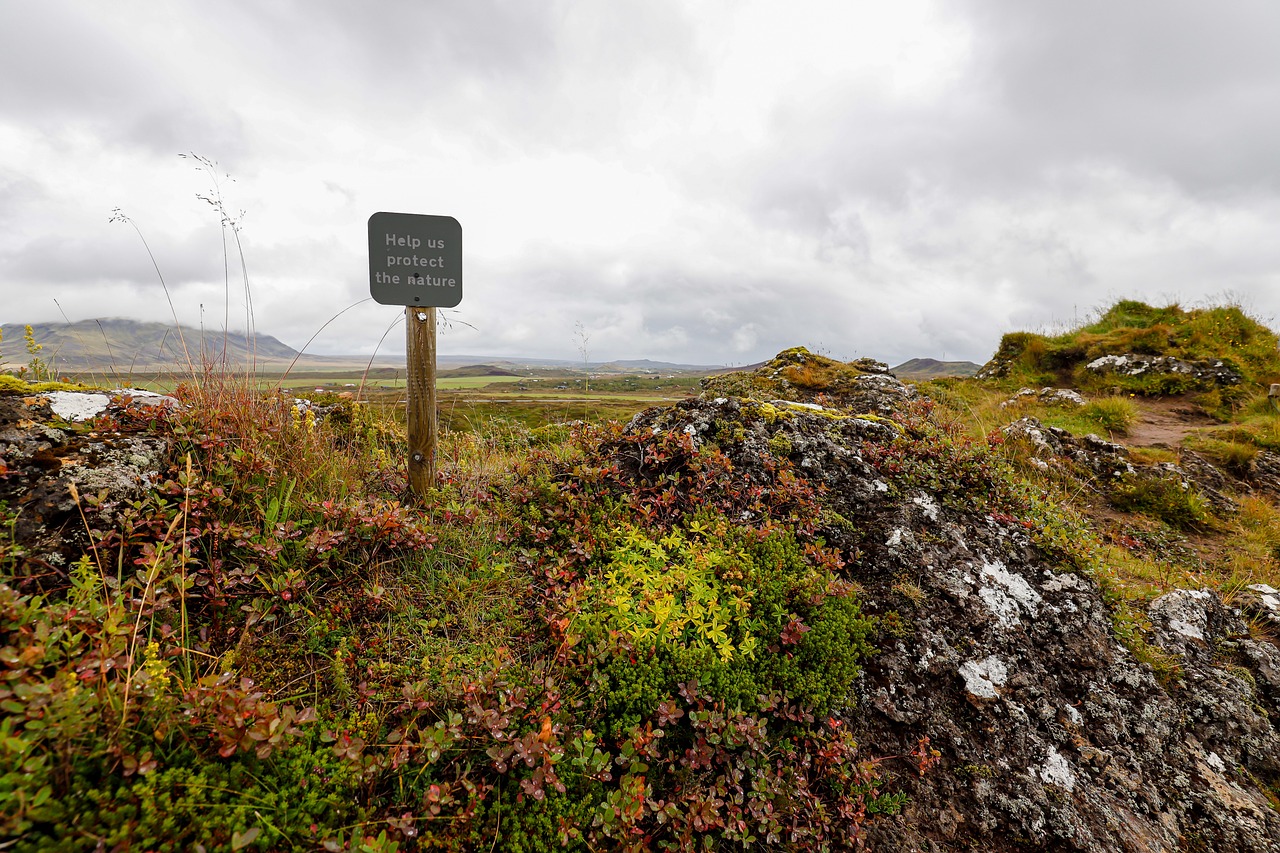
[1109,473,1214,531]
[1082,396,1139,435]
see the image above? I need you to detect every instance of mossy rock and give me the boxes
[701,347,907,414]
[976,300,1280,394]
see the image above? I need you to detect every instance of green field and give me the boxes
[63,367,704,434]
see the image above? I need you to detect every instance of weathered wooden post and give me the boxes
[368,212,462,499]
[1269,383,1280,413]
[405,306,438,491]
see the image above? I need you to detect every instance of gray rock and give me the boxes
[1002,387,1089,408]
[0,390,173,581]
[1085,354,1242,388]
[622,397,1280,851]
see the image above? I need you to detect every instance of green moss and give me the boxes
[573,523,874,737]
[955,764,996,779]
[755,401,781,423]
[0,376,89,393]
[1109,601,1184,685]
[701,346,868,405]
[713,418,747,444]
[767,432,794,457]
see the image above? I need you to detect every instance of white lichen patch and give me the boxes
[873,480,889,493]
[959,656,1008,700]
[1169,619,1205,641]
[912,492,940,522]
[1247,584,1280,614]
[886,528,914,548]
[1041,570,1089,593]
[977,559,1041,627]
[979,587,1022,628]
[45,391,110,422]
[1206,751,1226,773]
[1063,704,1083,726]
[1151,589,1213,642]
[1037,747,1077,791]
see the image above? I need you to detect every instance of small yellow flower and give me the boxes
[143,640,171,691]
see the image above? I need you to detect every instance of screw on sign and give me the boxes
[368,213,462,496]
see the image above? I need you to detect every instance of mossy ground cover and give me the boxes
[0,372,909,851]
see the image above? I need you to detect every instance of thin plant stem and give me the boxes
[109,209,196,381]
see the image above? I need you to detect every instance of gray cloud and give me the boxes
[962,0,1280,196]
[4,2,1280,368]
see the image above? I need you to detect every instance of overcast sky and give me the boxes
[3,1,1279,366]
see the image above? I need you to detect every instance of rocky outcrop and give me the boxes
[1002,417,1134,480]
[1002,417,1237,514]
[625,392,1280,851]
[0,389,175,585]
[1248,451,1280,499]
[1085,354,1243,388]
[9,363,1280,850]
[1002,387,1088,408]
[700,347,917,414]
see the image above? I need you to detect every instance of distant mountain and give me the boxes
[438,364,519,378]
[439,356,726,373]
[598,358,727,373]
[890,358,982,380]
[2,319,300,372]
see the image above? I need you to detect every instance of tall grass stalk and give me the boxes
[109,209,197,382]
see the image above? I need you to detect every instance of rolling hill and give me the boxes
[890,357,982,380]
[2,318,301,372]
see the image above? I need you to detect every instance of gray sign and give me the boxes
[368,212,462,307]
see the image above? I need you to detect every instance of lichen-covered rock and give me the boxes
[700,347,916,413]
[620,395,1280,851]
[1003,417,1134,481]
[1002,387,1089,408]
[0,390,173,580]
[1002,416,1237,515]
[1247,450,1280,499]
[1085,354,1243,388]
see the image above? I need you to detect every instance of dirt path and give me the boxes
[1125,396,1216,448]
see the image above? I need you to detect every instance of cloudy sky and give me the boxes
[3,1,1279,366]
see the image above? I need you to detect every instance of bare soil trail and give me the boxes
[1125,395,1217,448]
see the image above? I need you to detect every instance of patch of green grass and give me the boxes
[1034,397,1139,439]
[437,375,527,389]
[1109,473,1215,532]
[1082,396,1140,434]
[1184,435,1259,476]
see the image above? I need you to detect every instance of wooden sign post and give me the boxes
[405,307,438,492]
[368,212,462,498]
